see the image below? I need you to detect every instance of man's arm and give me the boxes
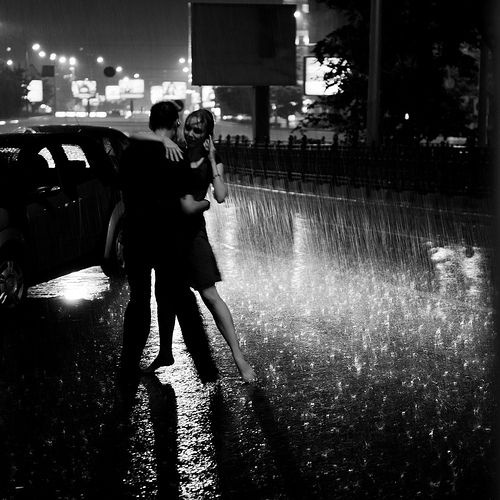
[180,194,210,215]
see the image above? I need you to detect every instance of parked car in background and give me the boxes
[0,131,126,309]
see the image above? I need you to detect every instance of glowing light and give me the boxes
[179,57,186,64]
[294,10,301,18]
[38,51,46,58]
[96,56,104,63]
[182,66,189,73]
[404,113,410,120]
[116,66,123,73]
[6,60,13,66]
[6,47,11,52]
[69,57,76,65]
[134,73,140,78]
[32,43,40,51]
[50,53,57,61]
[59,56,67,63]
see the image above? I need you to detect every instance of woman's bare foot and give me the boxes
[233,354,257,383]
[142,354,174,374]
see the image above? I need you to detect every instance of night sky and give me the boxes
[0,0,190,82]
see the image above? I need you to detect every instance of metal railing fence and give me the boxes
[215,135,493,197]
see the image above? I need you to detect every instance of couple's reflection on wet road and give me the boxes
[89,375,180,499]
[210,384,310,500]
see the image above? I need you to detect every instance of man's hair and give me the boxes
[186,109,215,137]
[149,100,179,131]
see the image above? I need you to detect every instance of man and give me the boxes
[119,100,209,376]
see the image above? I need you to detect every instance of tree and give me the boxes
[0,64,27,118]
[270,86,302,122]
[310,0,489,143]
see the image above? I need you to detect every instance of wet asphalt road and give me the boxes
[0,184,495,499]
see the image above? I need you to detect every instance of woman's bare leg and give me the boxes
[200,286,256,382]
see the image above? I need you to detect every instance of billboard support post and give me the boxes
[367,0,382,147]
[253,86,270,143]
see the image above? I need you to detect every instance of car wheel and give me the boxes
[0,251,26,309]
[101,220,126,278]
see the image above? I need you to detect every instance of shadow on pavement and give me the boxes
[88,375,179,498]
[177,294,219,384]
[209,384,311,499]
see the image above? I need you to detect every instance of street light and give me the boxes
[96,56,104,64]
[39,51,46,58]
[179,57,186,64]
[32,43,41,51]
[6,60,13,66]
[59,56,67,64]
[69,56,76,65]
[50,53,57,61]
[116,66,123,73]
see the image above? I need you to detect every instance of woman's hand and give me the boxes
[204,135,217,163]
[163,136,183,162]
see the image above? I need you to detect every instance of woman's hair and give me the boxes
[149,100,179,131]
[185,109,215,137]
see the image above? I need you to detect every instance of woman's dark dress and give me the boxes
[183,154,222,291]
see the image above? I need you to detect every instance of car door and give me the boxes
[57,140,114,260]
[22,143,79,277]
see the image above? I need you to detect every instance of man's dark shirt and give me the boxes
[118,137,189,258]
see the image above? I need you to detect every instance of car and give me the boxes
[16,124,130,171]
[0,131,126,309]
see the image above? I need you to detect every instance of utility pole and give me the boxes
[366,0,382,147]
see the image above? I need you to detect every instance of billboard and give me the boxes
[190,3,296,85]
[162,81,187,100]
[201,85,215,108]
[105,85,121,101]
[119,78,145,99]
[27,80,43,103]
[303,56,344,96]
[150,85,164,104]
[71,80,97,99]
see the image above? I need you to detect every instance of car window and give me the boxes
[37,147,56,169]
[61,143,93,185]
[62,144,90,168]
[0,147,21,165]
[30,152,58,189]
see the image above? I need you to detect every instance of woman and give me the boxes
[180,109,256,383]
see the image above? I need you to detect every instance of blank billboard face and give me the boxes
[191,3,296,86]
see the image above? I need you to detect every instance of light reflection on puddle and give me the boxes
[27,266,111,302]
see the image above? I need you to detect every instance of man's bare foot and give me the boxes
[234,355,257,383]
[142,354,174,374]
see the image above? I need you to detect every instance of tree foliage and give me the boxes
[0,65,26,118]
[310,0,490,143]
